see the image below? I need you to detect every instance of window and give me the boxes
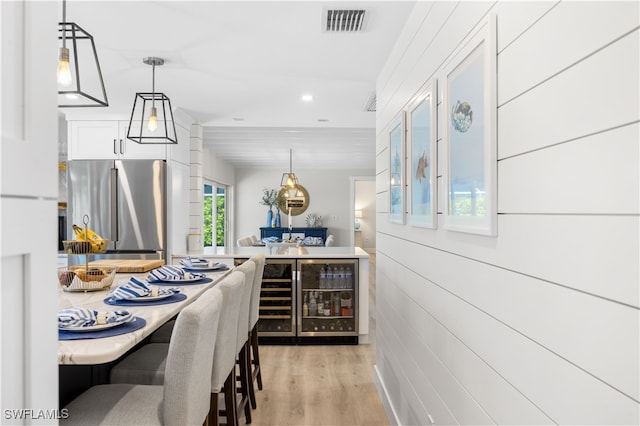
[204,182,227,247]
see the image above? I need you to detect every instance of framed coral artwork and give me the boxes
[442,14,497,236]
[406,79,437,228]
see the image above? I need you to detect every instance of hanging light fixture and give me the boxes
[57,0,108,107]
[281,149,300,189]
[127,57,178,145]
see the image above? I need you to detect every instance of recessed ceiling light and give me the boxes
[301,94,313,102]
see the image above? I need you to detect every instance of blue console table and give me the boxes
[260,227,327,241]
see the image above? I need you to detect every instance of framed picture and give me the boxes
[442,14,497,236]
[406,79,437,228]
[388,112,405,224]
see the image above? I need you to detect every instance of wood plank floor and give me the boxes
[244,254,389,426]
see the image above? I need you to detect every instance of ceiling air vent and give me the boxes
[323,9,367,32]
[363,92,376,112]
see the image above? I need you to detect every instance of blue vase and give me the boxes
[275,211,281,227]
[266,209,273,227]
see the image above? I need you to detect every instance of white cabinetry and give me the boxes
[68,120,167,160]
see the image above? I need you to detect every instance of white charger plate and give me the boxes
[150,276,203,283]
[126,292,175,302]
[59,321,125,332]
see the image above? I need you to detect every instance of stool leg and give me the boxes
[246,338,257,409]
[250,324,263,391]
[237,344,252,424]
[208,392,219,426]
[223,370,238,426]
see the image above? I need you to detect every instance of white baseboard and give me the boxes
[373,364,401,426]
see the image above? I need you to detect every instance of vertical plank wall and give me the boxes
[374,1,639,425]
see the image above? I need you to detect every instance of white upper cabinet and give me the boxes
[68,120,167,160]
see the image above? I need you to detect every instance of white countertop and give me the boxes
[176,246,370,259]
[58,269,230,365]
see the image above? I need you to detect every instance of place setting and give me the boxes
[147,264,214,285]
[58,307,146,340]
[103,277,187,306]
[180,256,230,273]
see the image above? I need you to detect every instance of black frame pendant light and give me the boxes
[127,57,178,145]
[57,0,108,107]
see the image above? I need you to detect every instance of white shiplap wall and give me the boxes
[374,1,639,425]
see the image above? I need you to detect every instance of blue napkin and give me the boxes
[109,277,179,300]
[58,308,133,328]
[180,256,209,268]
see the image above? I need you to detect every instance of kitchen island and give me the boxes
[173,246,371,344]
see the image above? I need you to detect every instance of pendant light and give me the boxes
[57,0,108,107]
[281,149,300,189]
[127,57,178,145]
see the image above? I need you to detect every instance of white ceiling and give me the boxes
[60,0,416,169]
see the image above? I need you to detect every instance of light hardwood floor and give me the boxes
[245,254,389,426]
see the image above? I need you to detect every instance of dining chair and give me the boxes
[232,260,256,424]
[62,286,223,426]
[247,254,266,409]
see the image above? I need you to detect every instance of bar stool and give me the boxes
[232,260,256,425]
[247,254,266,408]
[62,286,223,425]
[109,272,245,426]
[209,271,245,426]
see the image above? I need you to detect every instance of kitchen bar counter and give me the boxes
[172,246,371,343]
[58,269,230,365]
[181,245,369,259]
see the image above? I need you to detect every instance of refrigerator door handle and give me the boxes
[110,167,118,242]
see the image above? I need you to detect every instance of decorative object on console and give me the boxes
[57,0,109,107]
[305,214,322,227]
[260,188,279,227]
[127,57,178,144]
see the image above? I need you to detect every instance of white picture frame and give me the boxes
[388,112,405,224]
[406,79,437,228]
[442,14,497,236]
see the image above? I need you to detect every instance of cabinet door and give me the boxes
[118,121,167,160]
[69,121,119,160]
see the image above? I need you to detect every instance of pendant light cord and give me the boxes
[61,0,67,48]
[151,62,156,109]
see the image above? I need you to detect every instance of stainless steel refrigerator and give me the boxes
[67,159,166,261]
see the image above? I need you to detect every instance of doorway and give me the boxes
[350,176,376,252]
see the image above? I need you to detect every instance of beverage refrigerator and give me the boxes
[297,259,358,338]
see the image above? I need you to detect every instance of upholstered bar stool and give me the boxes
[62,286,223,426]
[247,254,266,408]
[208,271,245,426]
[232,260,256,425]
[109,272,245,426]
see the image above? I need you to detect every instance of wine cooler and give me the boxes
[297,259,358,338]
